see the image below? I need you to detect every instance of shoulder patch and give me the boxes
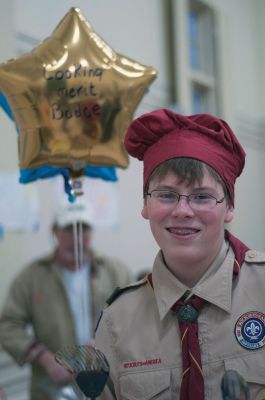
[105,278,147,306]
[245,250,265,264]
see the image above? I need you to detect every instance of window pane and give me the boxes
[187,1,215,75]
[188,12,200,70]
[192,87,205,114]
[191,83,216,115]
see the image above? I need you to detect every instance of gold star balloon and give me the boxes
[0,7,157,178]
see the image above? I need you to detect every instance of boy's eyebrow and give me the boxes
[152,184,217,192]
[152,184,174,189]
[189,186,217,192]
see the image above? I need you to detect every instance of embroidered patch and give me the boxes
[256,388,265,400]
[235,311,265,350]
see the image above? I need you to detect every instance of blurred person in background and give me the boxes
[0,201,132,400]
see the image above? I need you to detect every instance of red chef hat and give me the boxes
[124,108,246,206]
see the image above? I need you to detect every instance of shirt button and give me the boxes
[248,251,256,259]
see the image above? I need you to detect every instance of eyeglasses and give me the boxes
[145,190,225,211]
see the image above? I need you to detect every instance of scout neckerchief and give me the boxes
[147,230,249,400]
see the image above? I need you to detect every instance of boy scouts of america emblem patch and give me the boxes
[256,388,265,400]
[235,311,265,350]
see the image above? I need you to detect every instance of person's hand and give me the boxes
[37,349,74,384]
[86,339,95,347]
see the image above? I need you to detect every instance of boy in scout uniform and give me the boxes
[95,109,265,400]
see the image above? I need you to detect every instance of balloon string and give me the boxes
[72,219,79,270]
[78,220,87,342]
[78,222,84,268]
[72,198,87,344]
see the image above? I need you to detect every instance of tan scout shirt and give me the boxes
[95,242,265,400]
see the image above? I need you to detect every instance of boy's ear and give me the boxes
[225,205,234,223]
[141,199,149,220]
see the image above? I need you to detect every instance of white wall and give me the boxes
[0,0,265,308]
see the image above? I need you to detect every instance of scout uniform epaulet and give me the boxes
[105,277,147,306]
[244,250,265,263]
[95,278,148,333]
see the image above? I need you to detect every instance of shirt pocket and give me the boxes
[224,350,265,397]
[119,369,171,400]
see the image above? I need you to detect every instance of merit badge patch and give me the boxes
[235,311,265,350]
[256,388,265,400]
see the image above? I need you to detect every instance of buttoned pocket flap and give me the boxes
[119,369,171,400]
[224,351,265,385]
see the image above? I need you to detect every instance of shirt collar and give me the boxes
[151,240,234,320]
